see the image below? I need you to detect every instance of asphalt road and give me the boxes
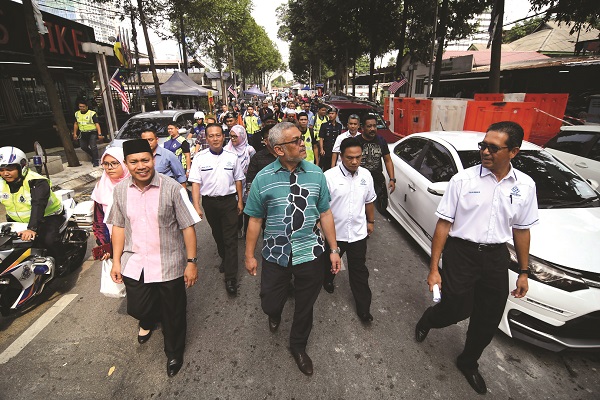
[0,199,598,399]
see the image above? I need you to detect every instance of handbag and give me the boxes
[92,243,112,260]
[100,259,126,298]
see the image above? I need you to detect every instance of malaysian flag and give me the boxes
[228,85,238,98]
[109,68,130,113]
[388,73,408,94]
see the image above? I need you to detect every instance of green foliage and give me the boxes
[529,0,600,33]
[503,17,543,43]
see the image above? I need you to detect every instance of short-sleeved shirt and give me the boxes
[244,158,331,267]
[325,164,376,243]
[106,173,200,283]
[153,145,187,184]
[436,164,539,244]
[358,135,389,176]
[188,148,244,196]
[332,131,361,166]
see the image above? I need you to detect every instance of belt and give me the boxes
[203,193,236,200]
[80,130,97,133]
[448,236,505,252]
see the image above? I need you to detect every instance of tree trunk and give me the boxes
[129,2,143,111]
[179,11,188,74]
[22,0,79,166]
[137,0,163,110]
[368,50,375,101]
[394,0,409,97]
[431,0,449,97]
[489,0,504,93]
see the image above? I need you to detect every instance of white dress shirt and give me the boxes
[436,164,539,244]
[325,164,377,243]
[188,148,245,196]
[332,131,361,166]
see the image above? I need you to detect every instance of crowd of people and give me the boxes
[0,88,536,394]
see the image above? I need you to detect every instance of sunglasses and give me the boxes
[478,141,509,154]
[276,137,303,146]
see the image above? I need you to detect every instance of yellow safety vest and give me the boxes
[244,115,260,135]
[302,128,316,163]
[313,115,327,139]
[0,171,62,223]
[75,110,97,132]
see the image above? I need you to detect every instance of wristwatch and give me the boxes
[389,178,397,183]
[518,269,530,275]
[187,257,198,264]
[330,247,341,254]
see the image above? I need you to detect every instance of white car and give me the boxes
[545,125,600,186]
[385,131,600,352]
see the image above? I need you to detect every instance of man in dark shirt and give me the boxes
[246,125,277,191]
[250,116,276,152]
[357,115,396,213]
[259,100,274,122]
[318,107,343,171]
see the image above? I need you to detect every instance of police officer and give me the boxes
[164,123,192,178]
[73,101,102,167]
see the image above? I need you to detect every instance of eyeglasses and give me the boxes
[101,161,121,169]
[276,137,303,146]
[230,135,239,139]
[478,141,509,154]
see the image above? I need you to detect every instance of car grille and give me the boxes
[509,309,600,341]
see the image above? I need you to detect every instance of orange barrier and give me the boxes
[393,98,432,136]
[474,93,504,102]
[524,93,568,146]
[463,101,535,141]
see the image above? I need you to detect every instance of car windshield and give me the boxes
[458,150,600,209]
[115,117,174,139]
[336,109,386,130]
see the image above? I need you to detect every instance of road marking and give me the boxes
[0,294,78,364]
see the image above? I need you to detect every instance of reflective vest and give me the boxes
[164,135,188,169]
[313,115,328,139]
[244,115,260,135]
[75,110,97,132]
[302,128,316,163]
[0,171,62,223]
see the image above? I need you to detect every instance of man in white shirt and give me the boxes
[415,121,539,395]
[189,123,245,295]
[331,114,361,168]
[324,137,377,323]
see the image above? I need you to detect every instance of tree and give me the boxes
[22,0,79,166]
[530,0,600,33]
[503,17,543,43]
[137,0,163,110]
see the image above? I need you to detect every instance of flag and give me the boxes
[228,85,238,98]
[109,69,130,113]
[113,32,129,68]
[388,74,408,94]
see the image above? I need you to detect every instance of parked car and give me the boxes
[385,131,600,352]
[544,125,600,186]
[325,100,401,143]
[108,109,196,149]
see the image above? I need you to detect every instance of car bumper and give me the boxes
[499,270,600,352]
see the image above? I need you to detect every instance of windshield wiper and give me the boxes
[542,196,599,209]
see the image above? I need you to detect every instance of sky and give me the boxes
[145,0,539,78]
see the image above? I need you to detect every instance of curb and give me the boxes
[53,168,104,191]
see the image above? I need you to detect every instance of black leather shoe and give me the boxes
[137,325,155,344]
[226,279,237,295]
[268,316,281,333]
[167,358,183,377]
[323,282,334,294]
[415,318,430,343]
[457,364,487,394]
[291,350,313,376]
[358,312,373,323]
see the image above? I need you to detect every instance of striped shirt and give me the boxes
[107,172,200,283]
[244,158,331,267]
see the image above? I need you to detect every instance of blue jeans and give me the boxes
[79,131,99,165]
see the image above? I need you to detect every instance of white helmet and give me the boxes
[0,146,28,176]
[194,111,205,120]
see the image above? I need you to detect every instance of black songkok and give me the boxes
[123,139,152,158]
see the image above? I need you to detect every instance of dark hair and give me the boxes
[362,114,378,126]
[487,121,524,148]
[297,112,308,119]
[340,137,363,155]
[141,127,158,136]
[206,123,224,133]
[167,122,180,128]
[261,124,274,138]
[318,104,328,110]
[347,114,360,123]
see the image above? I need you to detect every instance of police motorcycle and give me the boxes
[0,146,90,317]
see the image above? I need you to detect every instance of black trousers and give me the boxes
[79,131,99,164]
[260,255,324,352]
[320,154,332,171]
[324,238,372,315]
[10,213,65,262]
[419,237,509,370]
[203,194,239,280]
[123,272,187,360]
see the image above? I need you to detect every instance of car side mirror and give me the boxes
[427,181,448,196]
[586,178,599,190]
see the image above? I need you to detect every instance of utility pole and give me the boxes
[489,0,504,93]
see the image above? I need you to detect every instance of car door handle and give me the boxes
[408,183,416,192]
[574,162,588,168]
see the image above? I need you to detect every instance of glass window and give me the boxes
[177,113,194,130]
[587,140,600,162]
[115,117,174,139]
[419,142,457,182]
[394,138,428,169]
[545,131,598,156]
[415,79,425,95]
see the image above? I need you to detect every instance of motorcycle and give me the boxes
[0,198,89,316]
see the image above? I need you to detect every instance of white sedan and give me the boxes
[385,131,600,352]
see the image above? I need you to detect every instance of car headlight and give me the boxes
[507,245,588,292]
